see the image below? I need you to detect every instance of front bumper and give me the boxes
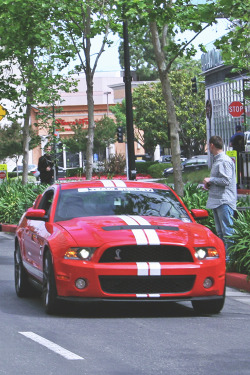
[54,259,225,300]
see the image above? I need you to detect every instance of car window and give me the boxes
[54,188,191,222]
[38,190,54,216]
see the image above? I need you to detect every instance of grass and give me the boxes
[161,167,209,185]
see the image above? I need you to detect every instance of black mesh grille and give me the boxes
[99,245,193,263]
[99,275,196,294]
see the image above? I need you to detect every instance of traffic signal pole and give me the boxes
[123,17,136,180]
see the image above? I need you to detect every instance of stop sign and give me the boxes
[0,171,6,179]
[229,101,244,117]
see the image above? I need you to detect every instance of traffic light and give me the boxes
[191,77,198,93]
[117,126,124,143]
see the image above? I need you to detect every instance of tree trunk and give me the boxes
[22,101,31,185]
[85,71,94,180]
[149,21,183,196]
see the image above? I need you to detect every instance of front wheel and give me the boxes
[192,289,225,315]
[43,251,58,314]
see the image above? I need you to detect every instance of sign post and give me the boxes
[0,164,8,183]
[226,150,238,183]
[228,101,244,117]
[0,105,7,121]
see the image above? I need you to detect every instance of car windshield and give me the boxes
[54,188,191,222]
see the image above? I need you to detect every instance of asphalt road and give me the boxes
[0,232,250,375]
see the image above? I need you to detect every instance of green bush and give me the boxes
[227,210,250,277]
[103,154,126,175]
[147,162,171,178]
[135,161,157,175]
[182,183,216,233]
[0,181,46,224]
[66,168,83,177]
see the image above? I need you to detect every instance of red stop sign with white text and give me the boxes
[0,171,6,179]
[229,101,244,117]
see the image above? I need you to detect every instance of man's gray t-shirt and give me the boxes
[206,152,237,210]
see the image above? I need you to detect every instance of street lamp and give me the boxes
[104,91,111,116]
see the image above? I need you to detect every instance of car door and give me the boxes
[24,190,54,281]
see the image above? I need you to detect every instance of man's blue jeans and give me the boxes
[213,204,234,252]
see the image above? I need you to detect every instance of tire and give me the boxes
[43,251,58,314]
[192,288,226,315]
[14,244,32,297]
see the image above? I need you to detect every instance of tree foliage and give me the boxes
[113,0,217,195]
[0,121,40,164]
[94,115,117,159]
[117,60,206,159]
[0,0,76,183]
[132,83,169,158]
[214,0,250,71]
[50,0,120,180]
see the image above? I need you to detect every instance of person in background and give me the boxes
[230,125,245,187]
[38,152,54,185]
[203,135,237,258]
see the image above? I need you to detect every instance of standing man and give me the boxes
[230,125,245,187]
[203,136,237,256]
[38,152,54,185]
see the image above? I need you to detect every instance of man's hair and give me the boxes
[209,135,223,149]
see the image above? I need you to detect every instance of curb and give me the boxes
[226,272,250,293]
[0,224,17,233]
[0,224,249,293]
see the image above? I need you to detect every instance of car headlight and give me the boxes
[194,247,219,260]
[64,247,96,261]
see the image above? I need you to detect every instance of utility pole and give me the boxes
[104,91,111,116]
[123,15,136,180]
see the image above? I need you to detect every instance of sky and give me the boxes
[94,18,231,72]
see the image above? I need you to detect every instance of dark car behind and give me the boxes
[163,155,208,177]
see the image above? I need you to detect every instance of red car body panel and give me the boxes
[15,180,226,303]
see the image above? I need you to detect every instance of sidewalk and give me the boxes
[1,223,249,293]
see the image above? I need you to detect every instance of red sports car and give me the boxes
[15,180,226,314]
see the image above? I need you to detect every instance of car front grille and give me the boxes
[99,245,193,263]
[99,275,196,294]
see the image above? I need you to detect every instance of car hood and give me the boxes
[56,215,215,248]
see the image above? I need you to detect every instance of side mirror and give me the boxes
[25,208,47,221]
[191,209,209,220]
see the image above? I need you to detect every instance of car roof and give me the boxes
[54,180,172,191]
[189,155,207,159]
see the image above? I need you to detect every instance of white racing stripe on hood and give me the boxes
[118,215,148,245]
[129,216,161,245]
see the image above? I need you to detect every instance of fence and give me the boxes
[239,152,250,189]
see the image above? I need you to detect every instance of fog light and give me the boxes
[203,277,213,289]
[75,278,87,290]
